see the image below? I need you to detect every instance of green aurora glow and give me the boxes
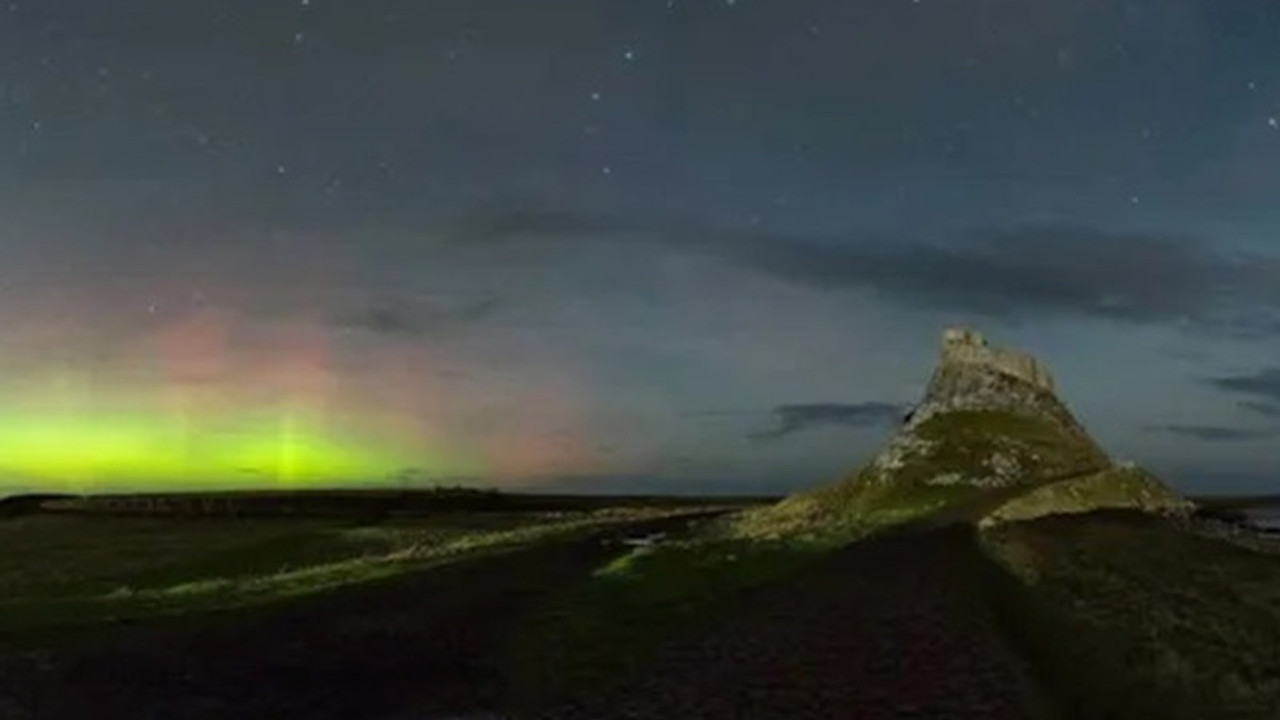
[0,410,482,492]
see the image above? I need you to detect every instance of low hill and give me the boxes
[733,327,1189,542]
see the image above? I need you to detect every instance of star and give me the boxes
[623,49,636,62]
[293,31,305,44]
[601,165,612,176]
[1269,117,1278,129]
[276,164,288,175]
[590,91,602,101]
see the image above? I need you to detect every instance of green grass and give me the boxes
[502,533,828,709]
[725,408,1113,544]
[0,507,708,636]
[727,468,981,543]
[982,513,1280,719]
[981,465,1190,526]
[903,409,1109,485]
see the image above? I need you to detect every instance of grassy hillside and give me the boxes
[982,513,1280,719]
[981,465,1191,526]
[892,409,1110,486]
[727,408,1112,543]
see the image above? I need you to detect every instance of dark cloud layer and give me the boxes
[445,204,1280,338]
[1206,368,1280,402]
[1154,424,1275,442]
[719,225,1280,334]
[1240,400,1280,418]
[750,402,905,441]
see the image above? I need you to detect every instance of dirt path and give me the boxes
[0,515,704,720]
[537,525,1050,720]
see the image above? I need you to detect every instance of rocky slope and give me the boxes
[733,328,1188,541]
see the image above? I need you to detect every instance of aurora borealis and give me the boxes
[3,1,1280,495]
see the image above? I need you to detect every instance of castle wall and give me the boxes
[940,329,1055,392]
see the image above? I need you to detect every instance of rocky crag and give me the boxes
[734,328,1190,541]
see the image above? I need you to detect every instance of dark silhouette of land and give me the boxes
[537,524,1048,720]
[0,513,707,720]
[9,488,778,519]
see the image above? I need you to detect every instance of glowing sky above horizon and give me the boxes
[2,0,1280,495]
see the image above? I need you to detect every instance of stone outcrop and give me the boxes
[941,328,1054,393]
[870,327,1110,490]
[906,328,1077,432]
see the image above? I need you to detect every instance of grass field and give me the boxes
[982,512,1280,720]
[502,535,828,709]
[6,490,1280,719]
[505,504,1280,718]
[0,504,729,640]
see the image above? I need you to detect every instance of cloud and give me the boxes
[1240,400,1280,418]
[1152,424,1276,442]
[442,202,1280,337]
[715,224,1280,335]
[333,298,499,337]
[1205,368,1280,402]
[750,402,905,441]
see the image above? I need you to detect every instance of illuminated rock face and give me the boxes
[904,329,1081,438]
[940,327,1054,394]
[869,328,1186,516]
[880,328,1109,490]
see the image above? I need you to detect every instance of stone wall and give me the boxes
[940,328,1055,393]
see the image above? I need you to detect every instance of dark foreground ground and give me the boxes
[536,525,1048,720]
[3,520,1047,720]
[4,507,1277,719]
[0,514,694,720]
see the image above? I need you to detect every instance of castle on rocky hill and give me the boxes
[940,327,1055,393]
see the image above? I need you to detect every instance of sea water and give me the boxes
[1245,507,1280,530]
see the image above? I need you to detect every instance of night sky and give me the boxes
[2,0,1279,496]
